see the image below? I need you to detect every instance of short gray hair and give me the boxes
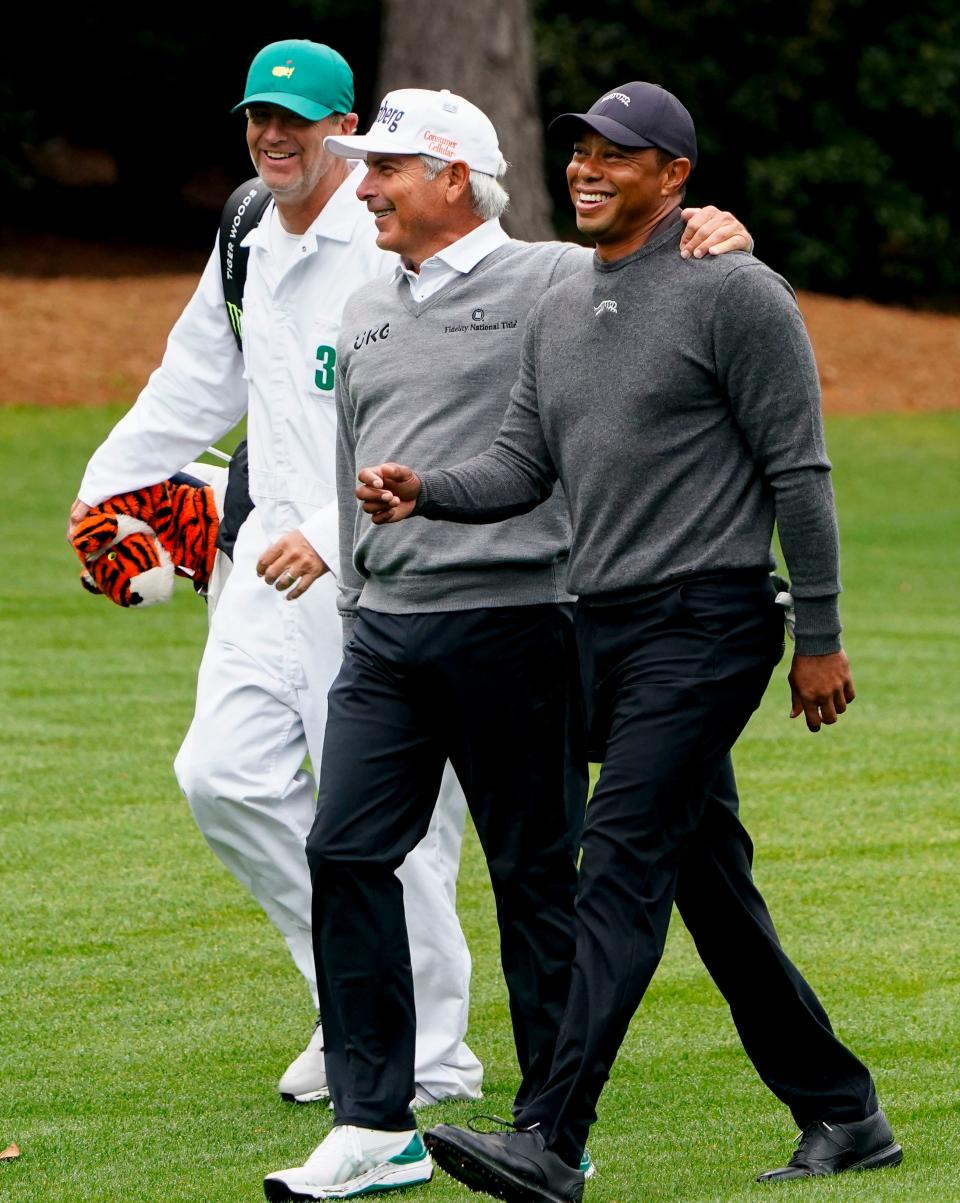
[419,154,510,222]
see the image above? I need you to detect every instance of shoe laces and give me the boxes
[793,1120,835,1145]
[788,1121,836,1165]
[466,1114,541,1135]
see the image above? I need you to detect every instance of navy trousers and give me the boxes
[306,605,587,1130]
[517,571,878,1166]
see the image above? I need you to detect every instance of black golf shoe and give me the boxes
[757,1109,902,1182]
[425,1123,584,1203]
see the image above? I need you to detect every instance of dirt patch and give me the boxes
[3,236,959,412]
[798,294,960,414]
[2,274,205,407]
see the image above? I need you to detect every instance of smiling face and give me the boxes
[355,153,475,268]
[246,105,357,209]
[566,129,689,261]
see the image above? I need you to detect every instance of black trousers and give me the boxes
[517,571,878,1166]
[306,605,586,1130]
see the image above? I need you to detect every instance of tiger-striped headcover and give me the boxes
[71,480,219,607]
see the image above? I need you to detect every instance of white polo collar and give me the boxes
[243,161,367,251]
[397,219,509,280]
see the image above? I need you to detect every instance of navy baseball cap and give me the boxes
[550,81,697,169]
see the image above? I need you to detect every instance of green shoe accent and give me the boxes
[389,1133,429,1165]
[351,1181,431,1197]
[580,1148,597,1178]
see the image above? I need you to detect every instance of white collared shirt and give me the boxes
[399,219,511,302]
[78,163,395,572]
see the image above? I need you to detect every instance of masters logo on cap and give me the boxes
[232,40,354,123]
[323,87,505,178]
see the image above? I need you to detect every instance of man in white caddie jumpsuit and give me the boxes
[68,39,482,1106]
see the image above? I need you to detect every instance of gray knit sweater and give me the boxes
[335,240,589,615]
[418,215,843,655]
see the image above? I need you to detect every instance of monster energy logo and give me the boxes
[227,301,243,339]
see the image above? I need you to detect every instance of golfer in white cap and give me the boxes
[263,85,754,1202]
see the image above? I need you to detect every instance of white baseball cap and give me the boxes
[324,87,505,177]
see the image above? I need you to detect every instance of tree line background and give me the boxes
[3,0,958,306]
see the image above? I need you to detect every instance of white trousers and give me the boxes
[174,511,482,1098]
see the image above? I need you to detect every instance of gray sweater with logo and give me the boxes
[418,216,843,656]
[335,240,589,616]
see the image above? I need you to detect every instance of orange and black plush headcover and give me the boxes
[71,480,219,607]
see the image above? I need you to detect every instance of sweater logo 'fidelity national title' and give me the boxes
[443,311,519,334]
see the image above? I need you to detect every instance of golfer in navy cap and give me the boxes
[551,80,699,166]
[357,79,901,1198]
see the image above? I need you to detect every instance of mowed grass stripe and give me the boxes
[0,407,957,1200]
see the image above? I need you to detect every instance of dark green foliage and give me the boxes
[3,4,382,248]
[535,0,960,304]
[5,4,958,303]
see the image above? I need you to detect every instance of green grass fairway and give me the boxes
[1,406,957,1201]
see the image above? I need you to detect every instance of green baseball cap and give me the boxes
[232,40,354,122]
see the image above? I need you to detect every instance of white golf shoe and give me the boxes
[279,1023,328,1104]
[264,1126,433,1201]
